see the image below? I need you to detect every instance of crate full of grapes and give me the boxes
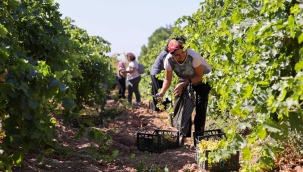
[193,129,225,147]
[136,130,179,153]
[195,133,240,172]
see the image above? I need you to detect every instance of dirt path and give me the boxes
[12,98,303,172]
[13,99,203,172]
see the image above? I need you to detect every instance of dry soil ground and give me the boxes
[12,98,303,172]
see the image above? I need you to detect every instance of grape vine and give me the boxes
[0,0,114,170]
[140,0,303,171]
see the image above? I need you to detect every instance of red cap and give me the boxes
[167,39,183,53]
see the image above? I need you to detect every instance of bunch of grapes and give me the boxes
[155,97,165,111]
[197,139,221,153]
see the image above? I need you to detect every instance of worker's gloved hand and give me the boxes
[154,93,163,98]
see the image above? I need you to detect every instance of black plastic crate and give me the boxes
[136,130,179,153]
[195,134,240,172]
[193,129,225,146]
[71,114,103,128]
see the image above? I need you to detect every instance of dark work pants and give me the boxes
[186,82,211,137]
[118,77,126,99]
[128,76,141,103]
[150,75,163,111]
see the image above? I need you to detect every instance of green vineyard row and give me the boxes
[139,0,303,171]
[0,0,115,170]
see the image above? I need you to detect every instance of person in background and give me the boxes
[117,61,126,99]
[150,50,168,111]
[122,52,141,105]
[155,38,212,143]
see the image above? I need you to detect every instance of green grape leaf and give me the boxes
[256,124,267,140]
[0,25,8,38]
[135,161,144,172]
[290,4,300,14]
[67,74,73,83]
[264,119,281,133]
[288,15,295,38]
[231,9,241,24]
[259,156,274,167]
[235,134,247,149]
[62,98,75,110]
[247,134,257,144]
[242,146,251,161]
[31,130,40,139]
[12,152,23,165]
[294,61,303,72]
[0,83,17,99]
[298,32,303,44]
[289,112,303,132]
[237,122,251,130]
[242,84,253,99]
[264,144,275,158]
[257,81,269,87]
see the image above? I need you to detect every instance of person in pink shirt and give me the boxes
[117,61,126,99]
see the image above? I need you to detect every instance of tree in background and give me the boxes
[136,26,177,108]
[138,26,173,58]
